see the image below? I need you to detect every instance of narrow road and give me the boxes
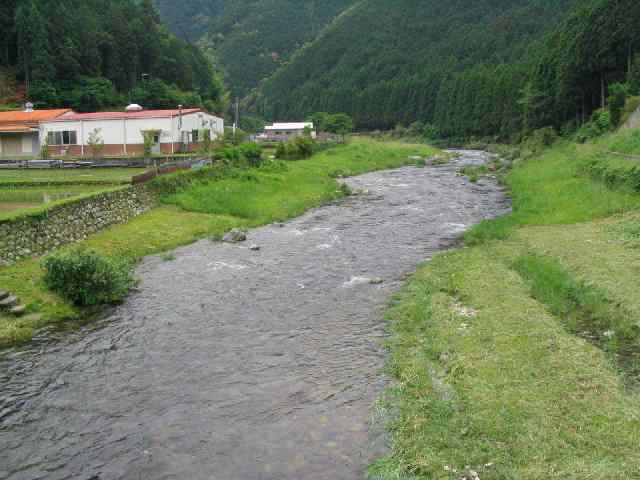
[0,151,508,480]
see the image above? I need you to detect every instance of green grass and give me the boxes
[465,142,640,244]
[165,138,437,224]
[0,138,436,347]
[0,167,146,185]
[372,140,640,478]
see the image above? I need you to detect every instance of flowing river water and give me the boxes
[1,151,508,480]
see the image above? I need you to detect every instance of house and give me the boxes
[0,106,72,158]
[41,105,224,157]
[261,122,316,142]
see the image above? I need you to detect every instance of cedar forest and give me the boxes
[1,0,640,141]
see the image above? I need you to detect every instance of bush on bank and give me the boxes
[42,247,135,307]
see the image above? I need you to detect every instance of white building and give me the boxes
[0,107,71,158]
[261,122,316,141]
[41,105,224,157]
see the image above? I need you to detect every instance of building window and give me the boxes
[48,131,78,145]
[192,129,199,143]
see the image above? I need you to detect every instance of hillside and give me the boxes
[0,0,227,112]
[252,0,640,139]
[154,0,354,98]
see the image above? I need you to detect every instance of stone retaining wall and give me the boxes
[0,186,157,266]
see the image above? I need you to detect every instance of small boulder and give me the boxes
[369,277,384,285]
[0,295,19,309]
[9,305,26,317]
[223,229,247,243]
[0,290,9,301]
[249,245,261,251]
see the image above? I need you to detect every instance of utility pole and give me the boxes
[233,97,239,138]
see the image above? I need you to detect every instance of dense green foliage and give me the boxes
[154,0,353,98]
[249,0,640,140]
[0,0,227,111]
[42,247,134,306]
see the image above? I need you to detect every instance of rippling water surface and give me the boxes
[1,151,508,480]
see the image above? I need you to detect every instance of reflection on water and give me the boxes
[0,151,508,480]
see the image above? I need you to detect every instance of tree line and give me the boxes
[0,0,228,112]
[253,0,640,141]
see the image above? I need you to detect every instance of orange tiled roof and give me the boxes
[0,109,72,124]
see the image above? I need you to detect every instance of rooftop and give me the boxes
[265,122,314,131]
[51,108,204,122]
[0,109,72,126]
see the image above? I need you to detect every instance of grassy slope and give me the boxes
[0,138,437,347]
[372,142,640,479]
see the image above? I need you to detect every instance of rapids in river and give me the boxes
[1,150,508,480]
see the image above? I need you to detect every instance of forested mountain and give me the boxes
[154,0,354,98]
[249,0,584,137]
[0,0,227,112]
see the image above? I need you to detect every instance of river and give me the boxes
[1,150,508,480]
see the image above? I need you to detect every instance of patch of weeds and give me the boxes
[415,158,427,168]
[512,253,640,385]
[160,253,176,262]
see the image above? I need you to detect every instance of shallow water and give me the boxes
[0,151,508,480]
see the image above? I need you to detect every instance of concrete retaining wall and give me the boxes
[0,186,157,266]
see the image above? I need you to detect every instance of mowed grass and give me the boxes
[465,142,640,244]
[165,138,437,224]
[0,138,437,347]
[372,141,640,479]
[0,167,145,185]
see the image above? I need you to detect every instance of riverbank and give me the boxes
[371,141,640,479]
[0,138,438,347]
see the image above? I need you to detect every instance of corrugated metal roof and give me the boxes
[265,122,314,131]
[50,108,205,122]
[0,109,71,124]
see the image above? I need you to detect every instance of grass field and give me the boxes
[0,167,146,185]
[371,141,640,479]
[0,138,437,347]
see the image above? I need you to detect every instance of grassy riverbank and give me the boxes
[371,141,640,479]
[0,138,437,347]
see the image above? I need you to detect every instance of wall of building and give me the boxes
[0,185,157,266]
[41,112,225,156]
[0,132,39,157]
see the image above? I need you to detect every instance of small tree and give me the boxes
[326,113,354,142]
[87,128,105,159]
[40,135,49,159]
[608,83,628,127]
[142,131,156,158]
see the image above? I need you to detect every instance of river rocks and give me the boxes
[9,305,26,317]
[0,290,9,301]
[369,277,384,285]
[249,244,261,251]
[0,295,19,309]
[223,229,248,243]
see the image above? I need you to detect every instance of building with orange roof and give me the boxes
[41,104,224,157]
[0,105,72,158]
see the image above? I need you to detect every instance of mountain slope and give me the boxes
[0,0,227,112]
[155,0,354,97]
[252,0,579,136]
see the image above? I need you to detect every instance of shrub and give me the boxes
[42,248,135,307]
[238,142,263,166]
